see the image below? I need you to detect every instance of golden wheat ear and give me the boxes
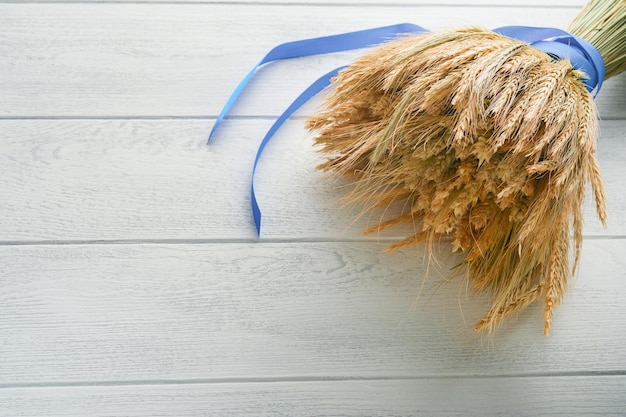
[307,0,625,334]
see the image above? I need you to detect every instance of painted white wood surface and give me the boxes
[1,3,625,118]
[1,0,625,415]
[1,377,624,417]
[1,240,625,385]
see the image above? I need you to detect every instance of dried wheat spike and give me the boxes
[306,27,607,334]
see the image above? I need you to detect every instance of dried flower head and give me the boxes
[306,27,607,335]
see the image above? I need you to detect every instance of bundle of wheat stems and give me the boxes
[306,0,625,335]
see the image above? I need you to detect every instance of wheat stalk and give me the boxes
[568,0,626,79]
[307,0,624,334]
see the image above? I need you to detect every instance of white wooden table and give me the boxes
[1,1,625,415]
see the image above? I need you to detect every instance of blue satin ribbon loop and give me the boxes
[210,24,605,236]
[493,26,604,93]
[532,40,598,89]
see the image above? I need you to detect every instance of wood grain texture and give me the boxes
[0,118,621,241]
[1,240,624,384]
[1,3,624,118]
[1,0,625,415]
[1,376,624,417]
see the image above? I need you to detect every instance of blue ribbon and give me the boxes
[209,24,605,236]
[493,26,605,94]
[251,66,347,234]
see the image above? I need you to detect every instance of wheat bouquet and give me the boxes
[211,0,625,335]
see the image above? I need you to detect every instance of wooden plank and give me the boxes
[0,119,622,241]
[1,3,624,118]
[0,376,624,416]
[0,240,624,383]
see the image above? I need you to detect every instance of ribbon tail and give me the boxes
[208,63,260,144]
[251,67,346,236]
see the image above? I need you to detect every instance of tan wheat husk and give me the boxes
[307,2,624,335]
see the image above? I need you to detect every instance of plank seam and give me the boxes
[1,235,625,247]
[1,371,625,390]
